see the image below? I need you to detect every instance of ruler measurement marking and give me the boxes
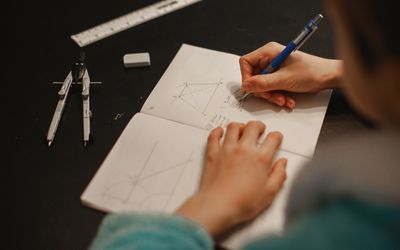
[71,0,202,47]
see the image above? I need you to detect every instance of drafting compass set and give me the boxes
[46,52,99,147]
[46,0,203,147]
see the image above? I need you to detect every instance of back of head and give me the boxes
[334,0,400,70]
[326,0,400,127]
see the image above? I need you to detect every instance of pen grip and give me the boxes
[261,41,296,74]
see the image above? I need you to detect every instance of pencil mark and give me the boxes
[163,152,193,210]
[101,142,194,210]
[172,81,223,116]
[223,88,248,112]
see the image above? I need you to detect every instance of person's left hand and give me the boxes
[176,121,287,237]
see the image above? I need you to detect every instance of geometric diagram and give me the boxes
[172,81,223,116]
[102,142,194,211]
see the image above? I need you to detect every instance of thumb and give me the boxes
[242,73,286,93]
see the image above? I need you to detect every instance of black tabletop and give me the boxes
[9,0,369,249]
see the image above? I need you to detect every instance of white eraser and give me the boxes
[123,53,151,68]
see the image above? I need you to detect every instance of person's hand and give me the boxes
[176,121,287,237]
[240,42,342,109]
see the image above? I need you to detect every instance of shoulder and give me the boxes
[245,131,400,250]
[286,130,400,224]
[245,198,400,250]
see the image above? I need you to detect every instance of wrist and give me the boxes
[176,194,237,237]
[318,59,343,90]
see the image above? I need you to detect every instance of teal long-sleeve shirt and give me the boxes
[90,198,400,250]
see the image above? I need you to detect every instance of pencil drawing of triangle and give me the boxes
[175,81,223,115]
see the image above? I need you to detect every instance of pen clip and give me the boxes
[293,14,323,51]
[294,28,317,51]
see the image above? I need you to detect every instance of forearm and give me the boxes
[176,194,238,238]
[317,59,343,90]
[89,213,213,250]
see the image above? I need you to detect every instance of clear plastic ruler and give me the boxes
[71,0,203,47]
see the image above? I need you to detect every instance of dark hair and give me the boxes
[333,0,400,70]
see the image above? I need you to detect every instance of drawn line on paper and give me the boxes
[163,151,193,210]
[172,81,223,116]
[101,142,194,210]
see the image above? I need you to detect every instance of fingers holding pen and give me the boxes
[253,92,296,109]
[240,71,296,109]
[239,42,286,83]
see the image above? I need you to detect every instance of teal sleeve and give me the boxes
[89,213,213,250]
[244,199,400,250]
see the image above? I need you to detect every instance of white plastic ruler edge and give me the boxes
[71,0,203,47]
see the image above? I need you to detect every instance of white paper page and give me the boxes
[142,44,331,157]
[81,113,207,213]
[81,112,310,249]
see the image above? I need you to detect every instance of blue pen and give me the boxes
[241,14,323,99]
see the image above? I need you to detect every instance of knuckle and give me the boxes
[257,153,270,164]
[208,127,222,141]
[254,77,269,88]
[222,143,233,152]
[236,144,249,155]
[207,132,216,142]
[227,122,241,131]
[226,123,235,130]
[266,41,281,50]
[247,120,265,130]
[266,41,278,49]
[206,152,216,162]
[242,81,250,89]
[247,120,259,127]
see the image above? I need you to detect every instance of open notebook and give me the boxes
[82,44,331,248]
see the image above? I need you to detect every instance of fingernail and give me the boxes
[287,102,295,110]
[287,100,295,109]
[270,131,283,142]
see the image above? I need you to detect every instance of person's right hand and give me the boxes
[239,42,342,109]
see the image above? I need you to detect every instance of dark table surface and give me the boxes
[8,0,370,249]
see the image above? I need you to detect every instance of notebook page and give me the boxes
[81,112,310,249]
[141,44,331,158]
